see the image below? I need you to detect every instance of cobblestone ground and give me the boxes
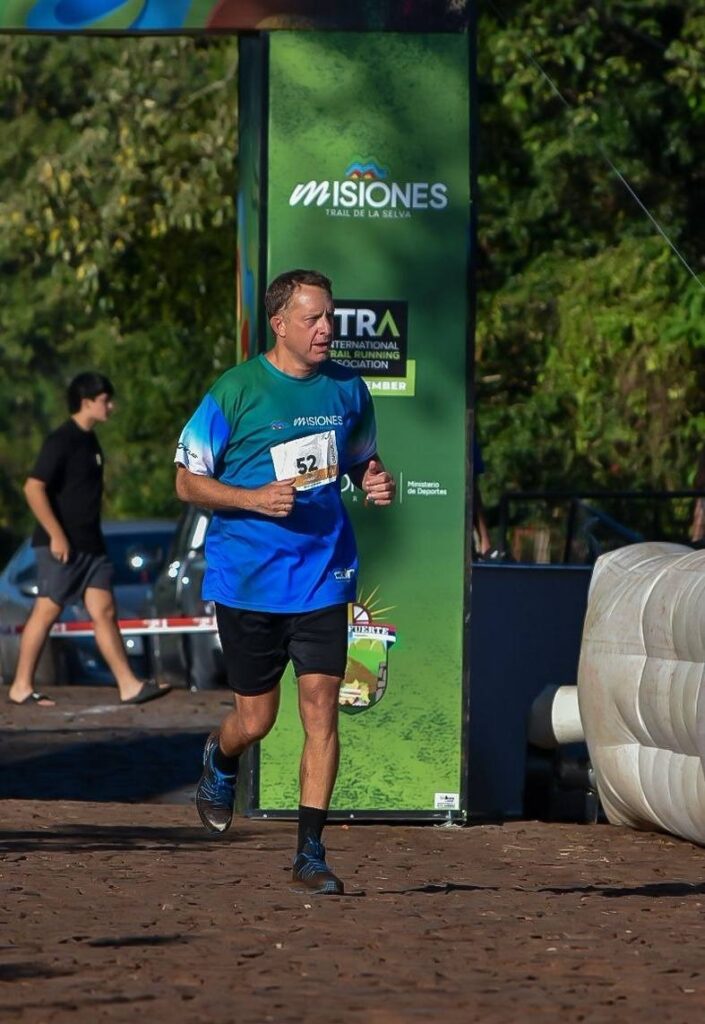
[1,689,704,1023]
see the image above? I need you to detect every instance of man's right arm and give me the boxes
[175,466,296,518]
[23,478,70,562]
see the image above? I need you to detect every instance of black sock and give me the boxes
[297,805,328,853]
[213,742,239,774]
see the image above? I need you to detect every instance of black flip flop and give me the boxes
[8,691,55,707]
[121,680,172,705]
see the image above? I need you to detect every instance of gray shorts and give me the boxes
[35,547,113,607]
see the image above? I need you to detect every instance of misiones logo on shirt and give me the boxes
[293,415,343,427]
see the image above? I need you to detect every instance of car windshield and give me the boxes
[106,530,174,586]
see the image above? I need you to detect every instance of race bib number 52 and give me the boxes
[270,430,339,491]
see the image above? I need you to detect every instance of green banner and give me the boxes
[255,32,470,815]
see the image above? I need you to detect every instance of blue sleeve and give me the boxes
[344,380,377,471]
[174,394,231,477]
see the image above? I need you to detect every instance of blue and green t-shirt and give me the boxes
[174,354,377,612]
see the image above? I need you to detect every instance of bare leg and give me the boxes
[83,587,146,702]
[219,686,281,757]
[8,596,62,705]
[297,674,342,809]
[290,674,345,894]
[195,686,281,833]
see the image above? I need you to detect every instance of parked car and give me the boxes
[0,519,176,688]
[150,505,225,690]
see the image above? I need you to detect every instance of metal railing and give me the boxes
[496,489,705,565]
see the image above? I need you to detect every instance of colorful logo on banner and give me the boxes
[288,158,449,220]
[7,0,191,30]
[344,159,389,181]
[0,1,471,31]
[340,595,397,715]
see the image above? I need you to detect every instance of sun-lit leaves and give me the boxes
[476,1,705,507]
[2,12,705,558]
[0,35,238,549]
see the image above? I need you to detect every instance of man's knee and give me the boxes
[235,694,278,744]
[85,590,117,623]
[33,597,62,622]
[299,677,341,738]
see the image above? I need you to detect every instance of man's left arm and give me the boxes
[348,456,396,506]
[345,380,395,505]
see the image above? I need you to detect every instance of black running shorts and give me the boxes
[214,602,348,696]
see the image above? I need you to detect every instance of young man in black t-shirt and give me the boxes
[8,372,170,707]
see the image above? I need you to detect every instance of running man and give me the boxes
[175,269,396,894]
[8,372,171,707]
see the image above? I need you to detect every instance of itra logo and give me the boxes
[332,299,408,377]
[288,157,448,219]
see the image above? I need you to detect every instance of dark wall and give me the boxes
[468,563,592,819]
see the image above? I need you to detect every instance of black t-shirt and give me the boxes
[30,419,105,554]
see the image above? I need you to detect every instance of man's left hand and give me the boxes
[361,459,396,506]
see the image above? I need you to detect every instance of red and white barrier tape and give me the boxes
[1,615,397,643]
[0,615,218,638]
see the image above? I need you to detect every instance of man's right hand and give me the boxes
[248,479,296,517]
[50,532,70,563]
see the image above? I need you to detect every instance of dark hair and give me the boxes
[265,269,333,319]
[67,372,114,413]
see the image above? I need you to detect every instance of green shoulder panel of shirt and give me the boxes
[207,354,374,438]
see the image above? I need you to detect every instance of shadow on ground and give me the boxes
[538,881,705,899]
[0,731,208,803]
[0,822,270,855]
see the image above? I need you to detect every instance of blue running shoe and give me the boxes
[291,837,344,895]
[196,732,237,834]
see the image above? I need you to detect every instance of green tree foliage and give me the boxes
[0,34,237,552]
[476,1,705,505]
[2,14,705,559]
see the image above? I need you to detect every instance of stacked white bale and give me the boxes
[578,542,705,845]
